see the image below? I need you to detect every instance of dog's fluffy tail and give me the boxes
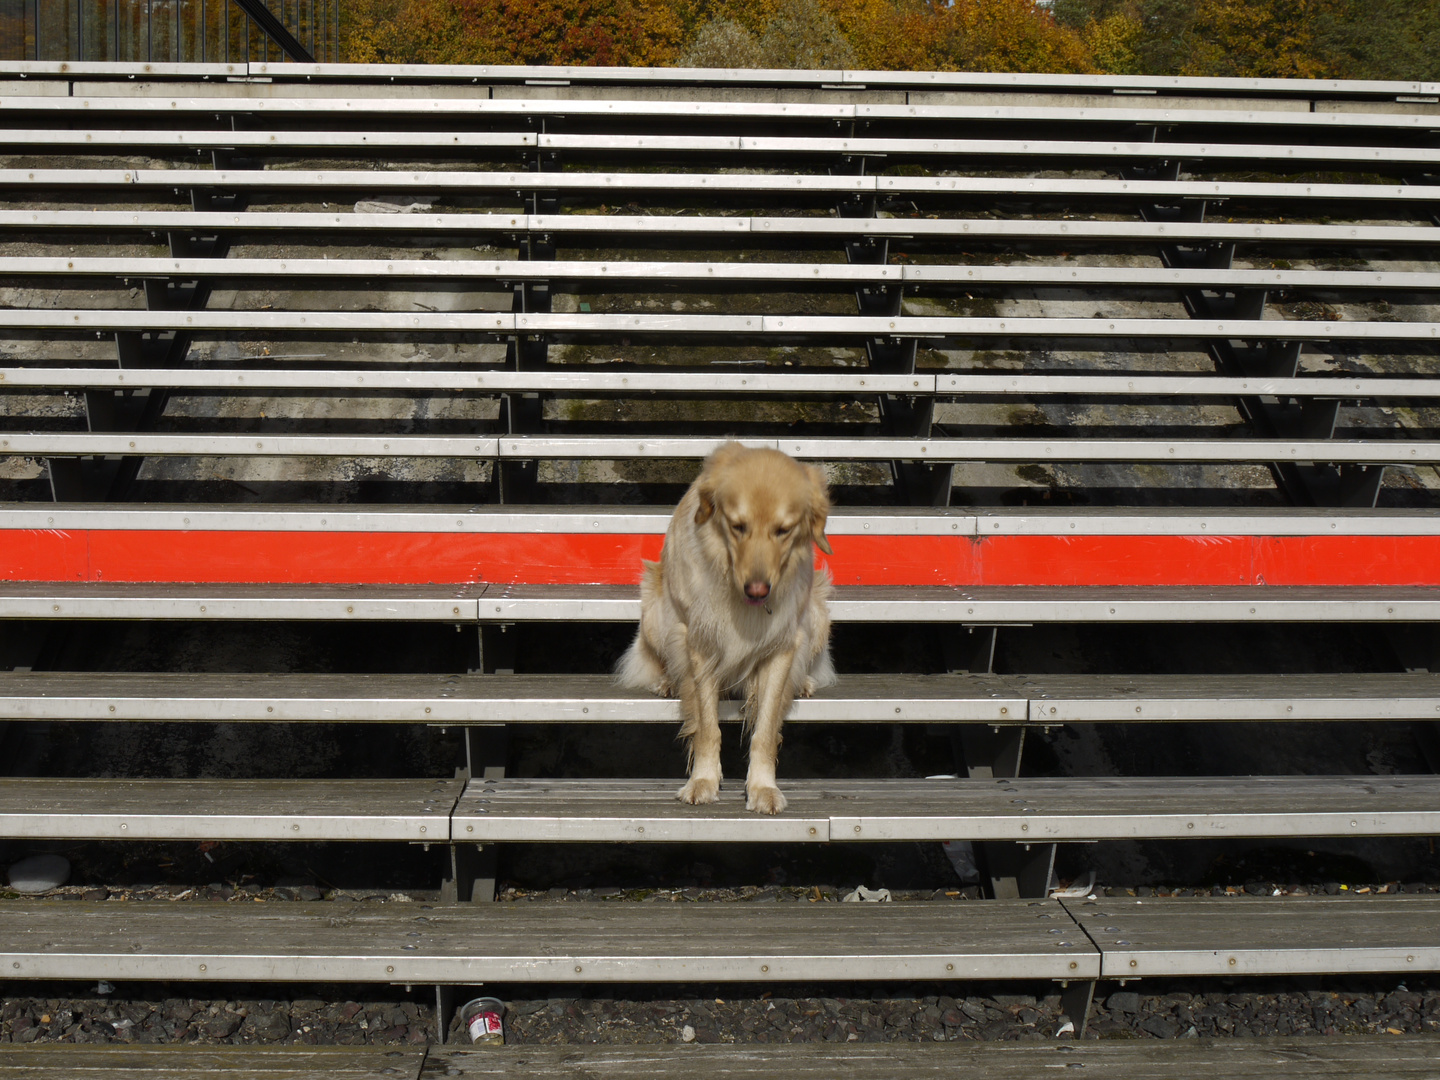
[617,559,668,692]
[616,634,666,690]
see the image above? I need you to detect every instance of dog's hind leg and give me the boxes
[743,643,798,815]
[676,633,724,805]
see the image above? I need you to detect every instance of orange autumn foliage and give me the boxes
[344,0,1095,72]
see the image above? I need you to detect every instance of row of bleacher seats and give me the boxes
[1,62,1439,1055]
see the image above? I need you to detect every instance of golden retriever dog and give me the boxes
[618,442,835,814]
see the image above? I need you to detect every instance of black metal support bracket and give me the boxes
[443,724,509,906]
[1128,171,1376,507]
[229,0,315,63]
[939,625,1051,900]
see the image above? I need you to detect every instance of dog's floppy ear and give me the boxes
[693,441,744,526]
[694,483,716,525]
[806,463,833,555]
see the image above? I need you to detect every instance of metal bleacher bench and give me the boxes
[3,60,1440,1055]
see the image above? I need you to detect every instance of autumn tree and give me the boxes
[346,0,696,65]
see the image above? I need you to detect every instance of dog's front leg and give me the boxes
[676,639,724,805]
[744,645,797,815]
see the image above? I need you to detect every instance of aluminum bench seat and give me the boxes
[9,92,1440,133]
[0,778,461,842]
[2,210,1434,252]
[11,256,1440,296]
[480,585,1440,624]
[1,671,1434,725]
[0,583,484,621]
[54,60,1440,100]
[1019,672,1440,723]
[8,435,1440,470]
[6,310,1438,343]
[3,171,1437,214]
[5,583,1440,623]
[0,899,1097,984]
[9,368,1440,403]
[450,775,1440,843]
[0,672,1022,724]
[2,369,942,395]
[4,896,1437,985]
[5,126,1438,171]
[6,435,1440,469]
[6,1038,1440,1080]
[1062,895,1440,978]
[10,774,1435,845]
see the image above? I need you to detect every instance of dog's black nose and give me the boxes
[745,580,771,600]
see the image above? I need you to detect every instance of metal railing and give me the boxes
[0,0,338,64]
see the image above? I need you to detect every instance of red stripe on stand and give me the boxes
[5,530,1440,587]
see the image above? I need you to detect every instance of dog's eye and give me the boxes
[731,522,747,536]
[774,525,791,537]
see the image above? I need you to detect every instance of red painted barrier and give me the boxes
[5,529,1440,587]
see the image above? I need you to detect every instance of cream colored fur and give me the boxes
[617,442,835,815]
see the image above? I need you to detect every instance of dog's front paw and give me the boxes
[654,679,675,698]
[745,784,788,815]
[677,777,720,805]
[798,677,817,698]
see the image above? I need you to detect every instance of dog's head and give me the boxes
[693,442,831,606]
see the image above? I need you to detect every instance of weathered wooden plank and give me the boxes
[0,900,1095,984]
[1023,672,1440,722]
[0,778,460,842]
[421,1038,1440,1079]
[0,1045,425,1080]
[1064,896,1440,978]
[455,775,1440,843]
